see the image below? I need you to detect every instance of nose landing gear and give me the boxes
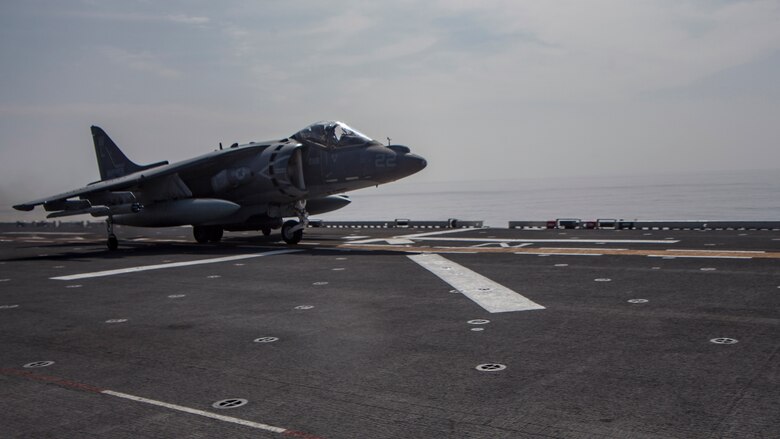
[281,200,309,245]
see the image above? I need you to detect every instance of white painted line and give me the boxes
[408,254,544,313]
[517,252,603,257]
[664,249,765,254]
[101,390,287,434]
[647,255,752,260]
[346,238,414,245]
[407,237,679,244]
[397,228,479,239]
[2,232,89,235]
[540,247,628,251]
[51,250,301,280]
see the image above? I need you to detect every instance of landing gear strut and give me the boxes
[281,201,309,245]
[193,225,224,243]
[106,217,118,251]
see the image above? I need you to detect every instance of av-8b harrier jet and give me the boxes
[13,121,426,249]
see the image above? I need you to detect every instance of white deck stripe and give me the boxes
[647,254,752,260]
[51,250,301,280]
[398,228,479,239]
[521,252,604,257]
[408,254,545,313]
[408,237,679,244]
[101,390,287,434]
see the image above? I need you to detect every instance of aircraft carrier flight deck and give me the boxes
[1,222,778,438]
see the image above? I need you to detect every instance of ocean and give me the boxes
[319,169,780,227]
[2,169,778,228]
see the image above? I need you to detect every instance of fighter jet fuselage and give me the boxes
[13,121,427,248]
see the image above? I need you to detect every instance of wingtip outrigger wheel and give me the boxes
[106,217,119,250]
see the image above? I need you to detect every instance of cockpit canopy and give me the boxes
[292,121,375,148]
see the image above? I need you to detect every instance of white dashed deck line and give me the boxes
[50,250,301,280]
[408,254,545,313]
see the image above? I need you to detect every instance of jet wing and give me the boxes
[13,143,267,211]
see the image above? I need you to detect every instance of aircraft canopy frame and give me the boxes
[293,121,374,148]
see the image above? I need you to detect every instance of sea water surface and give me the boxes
[2,169,778,228]
[320,169,780,227]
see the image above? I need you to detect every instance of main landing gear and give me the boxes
[193,225,224,243]
[280,201,309,245]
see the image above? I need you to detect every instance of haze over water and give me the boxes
[3,169,777,228]
[320,169,780,227]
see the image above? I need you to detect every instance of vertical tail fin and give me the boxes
[91,126,167,180]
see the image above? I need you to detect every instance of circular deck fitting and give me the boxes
[627,299,648,304]
[700,268,717,272]
[234,263,245,266]
[168,294,186,299]
[467,319,491,325]
[254,337,279,343]
[554,264,569,267]
[336,257,348,261]
[313,281,329,286]
[471,328,485,332]
[594,278,612,282]
[24,361,54,368]
[206,275,221,279]
[476,363,506,372]
[1,304,19,309]
[105,319,128,324]
[65,285,82,289]
[710,338,738,345]
[212,399,248,409]
[295,305,314,310]
[332,268,345,271]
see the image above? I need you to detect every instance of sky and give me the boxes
[1,0,779,208]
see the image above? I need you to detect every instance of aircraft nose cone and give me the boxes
[401,153,427,176]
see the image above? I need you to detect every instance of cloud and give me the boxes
[64,10,210,26]
[98,46,181,79]
[165,14,210,25]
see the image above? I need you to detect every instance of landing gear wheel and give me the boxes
[107,234,119,251]
[209,227,223,243]
[193,226,223,243]
[105,217,118,250]
[193,226,209,244]
[281,220,303,245]
[261,227,272,237]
